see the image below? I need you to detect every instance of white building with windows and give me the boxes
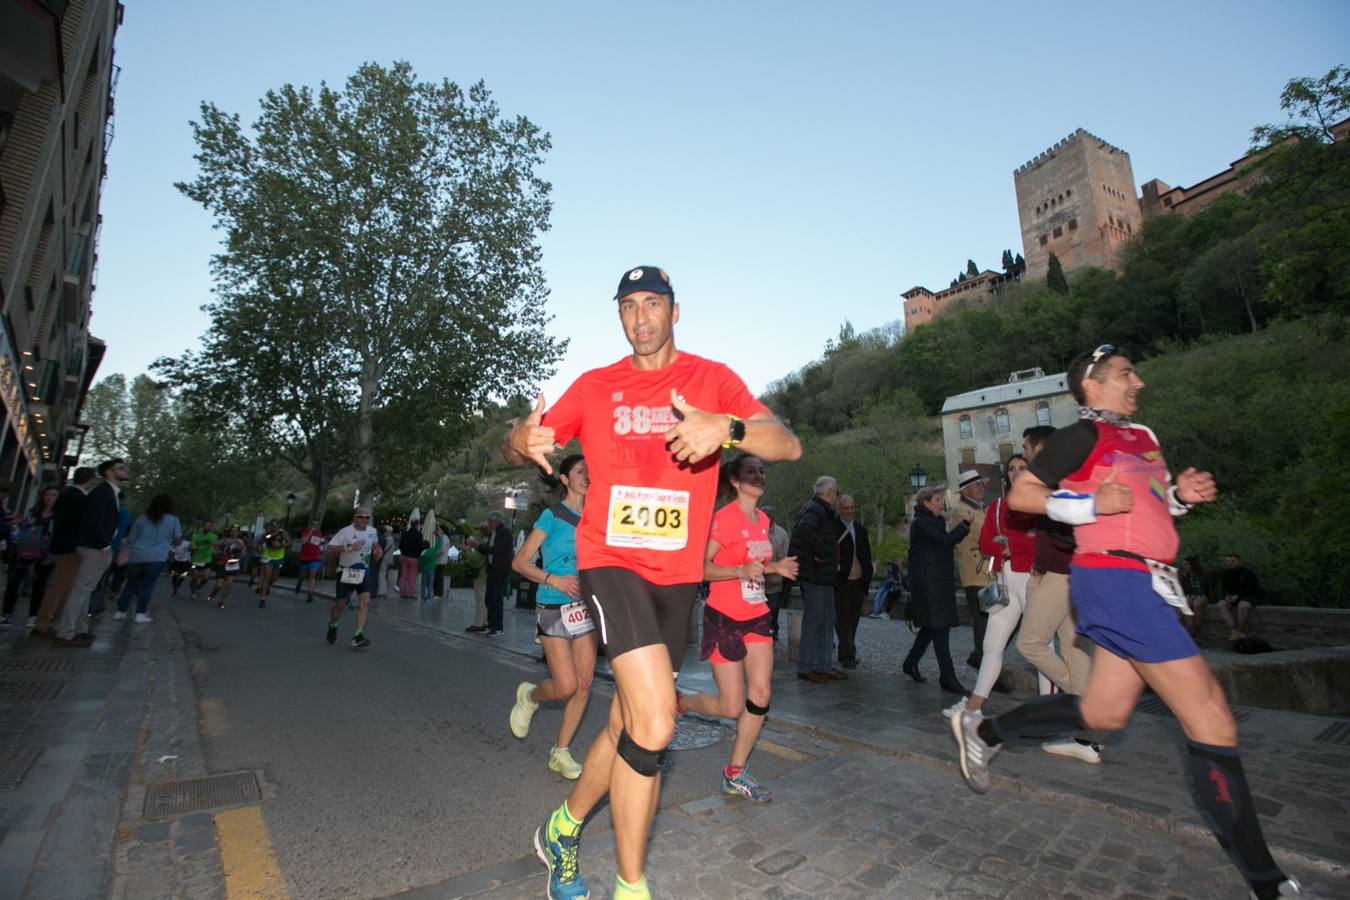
[939,369,1076,492]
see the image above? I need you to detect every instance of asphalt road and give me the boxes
[169,583,800,899]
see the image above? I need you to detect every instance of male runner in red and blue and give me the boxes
[505,265,800,900]
[950,345,1299,899]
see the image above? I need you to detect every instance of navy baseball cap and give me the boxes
[614,266,674,301]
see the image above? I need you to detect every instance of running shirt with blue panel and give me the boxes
[534,503,581,608]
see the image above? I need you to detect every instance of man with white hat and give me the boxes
[954,469,993,669]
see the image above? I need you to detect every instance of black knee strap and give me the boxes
[745,698,769,716]
[617,729,665,777]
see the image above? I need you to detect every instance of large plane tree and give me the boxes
[157,61,564,518]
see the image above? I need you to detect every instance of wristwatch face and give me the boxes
[729,418,747,443]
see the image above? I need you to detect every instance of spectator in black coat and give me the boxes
[53,459,129,644]
[483,512,514,635]
[901,486,972,694]
[32,467,97,637]
[834,495,873,669]
[398,525,426,599]
[789,476,846,683]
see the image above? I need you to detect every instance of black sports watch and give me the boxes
[723,415,746,449]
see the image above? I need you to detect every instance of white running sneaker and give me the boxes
[951,709,998,794]
[509,681,539,739]
[548,746,582,780]
[1041,738,1102,764]
[134,613,153,624]
[112,611,127,622]
[942,697,969,719]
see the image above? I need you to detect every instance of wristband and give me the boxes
[1044,490,1097,525]
[1167,485,1193,517]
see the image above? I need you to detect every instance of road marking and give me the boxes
[200,698,229,736]
[215,805,289,899]
[756,739,813,762]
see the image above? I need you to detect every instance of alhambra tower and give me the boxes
[1013,129,1143,280]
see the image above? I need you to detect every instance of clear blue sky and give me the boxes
[97,0,1348,403]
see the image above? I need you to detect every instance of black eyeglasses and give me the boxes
[1085,344,1118,379]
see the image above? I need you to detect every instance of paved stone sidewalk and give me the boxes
[0,616,148,898]
[460,749,1344,899]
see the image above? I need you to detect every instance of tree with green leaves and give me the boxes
[966,259,979,277]
[157,61,564,520]
[81,374,277,524]
[1251,64,1348,147]
[1046,252,1069,295]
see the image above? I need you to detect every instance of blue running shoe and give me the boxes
[722,768,772,802]
[533,818,589,899]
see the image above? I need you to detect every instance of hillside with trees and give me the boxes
[761,66,1349,605]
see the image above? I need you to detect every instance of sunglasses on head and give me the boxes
[1085,343,1118,380]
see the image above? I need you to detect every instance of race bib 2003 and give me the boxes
[605,486,690,552]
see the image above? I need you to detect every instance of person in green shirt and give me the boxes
[418,529,444,600]
[189,520,219,599]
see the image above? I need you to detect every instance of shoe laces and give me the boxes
[554,832,581,882]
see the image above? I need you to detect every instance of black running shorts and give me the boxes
[580,567,699,669]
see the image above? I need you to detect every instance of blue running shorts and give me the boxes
[1069,564,1199,664]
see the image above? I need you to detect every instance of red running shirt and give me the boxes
[299,529,324,562]
[1028,419,1180,570]
[543,352,768,585]
[706,502,775,621]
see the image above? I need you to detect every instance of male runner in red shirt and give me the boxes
[505,266,800,900]
[950,345,1298,899]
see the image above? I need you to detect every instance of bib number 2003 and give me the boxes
[606,486,690,551]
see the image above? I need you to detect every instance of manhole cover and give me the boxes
[1313,720,1350,747]
[668,717,723,752]
[0,748,44,791]
[0,681,66,703]
[0,658,78,673]
[143,771,261,820]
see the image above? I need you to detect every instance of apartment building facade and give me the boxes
[0,0,120,510]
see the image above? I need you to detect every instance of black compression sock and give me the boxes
[979,693,1086,746]
[1185,741,1286,895]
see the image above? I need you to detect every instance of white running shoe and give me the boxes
[951,709,998,794]
[134,613,153,624]
[509,681,539,739]
[942,697,969,719]
[112,611,127,622]
[548,746,582,780]
[1041,738,1102,764]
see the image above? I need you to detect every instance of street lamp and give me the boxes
[284,492,297,531]
[908,464,928,490]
